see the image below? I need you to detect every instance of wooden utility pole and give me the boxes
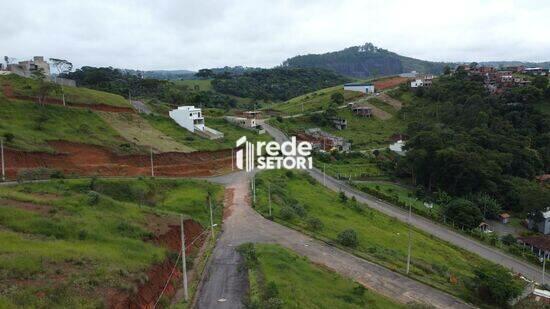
[150,146,154,177]
[323,164,326,186]
[180,215,189,301]
[1,138,5,182]
[406,203,412,274]
[268,183,272,216]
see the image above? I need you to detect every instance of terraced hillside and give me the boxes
[0,178,223,308]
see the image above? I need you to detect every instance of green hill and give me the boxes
[283,42,449,78]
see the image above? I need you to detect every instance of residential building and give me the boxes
[7,56,51,79]
[344,83,375,94]
[169,106,224,139]
[528,209,550,235]
[499,213,510,224]
[389,140,406,156]
[410,75,433,88]
[524,67,549,76]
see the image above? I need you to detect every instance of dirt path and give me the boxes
[378,93,403,110]
[195,171,471,308]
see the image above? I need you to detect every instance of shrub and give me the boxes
[290,203,307,217]
[501,234,517,246]
[279,207,295,220]
[87,191,100,205]
[472,264,523,306]
[237,243,258,269]
[3,132,15,143]
[337,229,358,248]
[16,168,59,182]
[339,191,348,203]
[306,217,324,231]
[276,116,283,123]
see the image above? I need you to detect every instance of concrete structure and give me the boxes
[389,140,406,156]
[528,210,550,235]
[7,56,51,79]
[169,106,224,140]
[411,75,434,88]
[298,128,351,152]
[344,83,375,94]
[499,213,510,224]
[224,116,257,128]
[351,105,372,117]
[329,117,347,130]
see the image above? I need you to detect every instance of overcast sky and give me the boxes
[1,0,549,71]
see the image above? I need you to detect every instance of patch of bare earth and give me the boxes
[378,93,403,110]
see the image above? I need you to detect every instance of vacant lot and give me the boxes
[0,98,133,153]
[0,178,223,308]
[253,170,492,304]
[271,85,363,115]
[240,243,403,309]
[97,111,194,153]
[271,108,405,150]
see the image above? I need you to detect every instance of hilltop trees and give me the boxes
[31,68,60,106]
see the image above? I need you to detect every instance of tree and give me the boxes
[49,58,73,106]
[444,198,482,229]
[533,75,548,90]
[195,68,215,79]
[472,264,522,306]
[474,193,501,220]
[330,92,345,104]
[31,68,60,105]
[337,229,358,247]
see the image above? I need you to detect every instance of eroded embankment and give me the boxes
[109,220,207,308]
[3,141,232,179]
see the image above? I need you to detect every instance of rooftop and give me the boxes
[344,83,374,86]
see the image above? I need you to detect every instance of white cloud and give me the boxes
[0,0,548,70]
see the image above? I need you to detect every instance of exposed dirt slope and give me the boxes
[3,141,232,179]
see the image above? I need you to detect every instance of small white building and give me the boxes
[169,106,204,132]
[344,83,375,94]
[389,140,406,156]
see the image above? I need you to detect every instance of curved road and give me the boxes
[262,121,545,283]
[195,172,470,308]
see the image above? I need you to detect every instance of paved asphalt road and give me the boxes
[195,171,471,308]
[262,121,546,283]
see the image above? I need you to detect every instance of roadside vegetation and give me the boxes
[252,170,524,306]
[0,177,223,308]
[238,243,403,309]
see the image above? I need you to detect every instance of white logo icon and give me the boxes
[235,136,312,172]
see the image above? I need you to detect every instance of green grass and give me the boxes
[144,114,272,151]
[0,98,135,153]
[253,170,493,304]
[368,97,398,115]
[0,74,130,107]
[271,108,405,150]
[0,178,223,307]
[242,243,403,308]
[355,181,444,217]
[270,85,363,115]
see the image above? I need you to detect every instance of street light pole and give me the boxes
[180,215,189,301]
[208,195,215,241]
[406,203,412,275]
[231,148,234,171]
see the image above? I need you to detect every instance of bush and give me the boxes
[472,264,523,306]
[16,168,59,182]
[290,203,307,217]
[501,234,517,246]
[3,132,15,143]
[276,116,283,123]
[87,191,100,205]
[237,243,258,269]
[279,207,295,220]
[339,191,348,203]
[337,229,359,248]
[306,217,324,231]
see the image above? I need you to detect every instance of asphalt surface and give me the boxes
[262,121,546,283]
[195,171,471,308]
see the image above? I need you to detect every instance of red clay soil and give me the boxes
[374,77,409,90]
[3,141,232,180]
[2,84,135,113]
[108,220,206,309]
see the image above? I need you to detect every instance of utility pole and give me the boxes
[543,251,547,285]
[252,176,256,204]
[208,195,215,241]
[150,146,154,177]
[406,203,412,275]
[180,215,189,302]
[268,183,272,216]
[1,138,5,182]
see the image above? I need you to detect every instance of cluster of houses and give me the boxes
[454,64,546,94]
[0,56,76,87]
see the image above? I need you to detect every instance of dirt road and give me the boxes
[195,171,471,308]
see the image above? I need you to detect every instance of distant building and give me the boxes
[328,117,347,130]
[410,75,433,88]
[399,71,418,78]
[528,209,550,235]
[7,56,51,79]
[389,140,406,156]
[298,128,351,152]
[524,67,548,76]
[499,213,510,224]
[344,83,375,94]
[169,106,223,139]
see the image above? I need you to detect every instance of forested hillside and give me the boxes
[394,73,550,214]
[211,67,349,101]
[283,43,449,78]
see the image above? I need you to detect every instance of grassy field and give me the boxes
[271,108,406,150]
[0,178,223,308]
[368,97,399,115]
[145,114,272,151]
[97,111,195,153]
[314,153,384,179]
[239,243,403,309]
[354,181,444,217]
[270,85,364,115]
[0,74,130,107]
[253,170,493,304]
[0,98,136,153]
